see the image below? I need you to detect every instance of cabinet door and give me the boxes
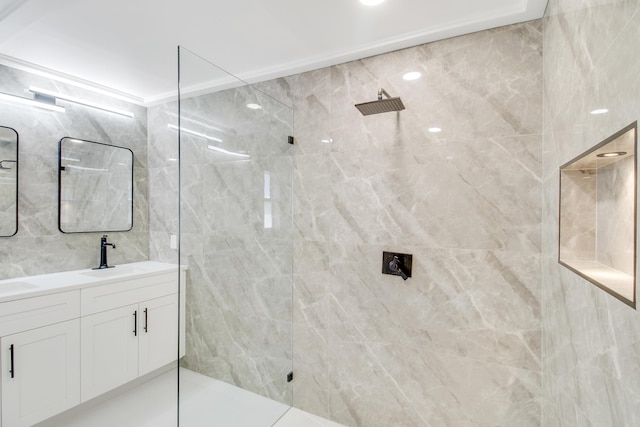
[138,294,179,376]
[81,304,139,401]
[1,319,80,427]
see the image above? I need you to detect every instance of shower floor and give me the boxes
[34,367,344,427]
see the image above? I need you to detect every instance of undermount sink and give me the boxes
[0,281,39,293]
[81,265,146,277]
[0,262,183,304]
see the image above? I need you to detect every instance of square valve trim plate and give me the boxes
[382,251,412,279]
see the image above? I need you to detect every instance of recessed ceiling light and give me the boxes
[590,108,608,115]
[360,0,385,5]
[321,138,333,143]
[247,103,262,110]
[403,72,421,81]
[428,127,442,133]
[596,151,627,158]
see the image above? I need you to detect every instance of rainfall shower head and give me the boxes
[355,88,405,116]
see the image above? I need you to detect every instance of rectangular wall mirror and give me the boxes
[0,126,18,237]
[58,137,133,233]
[559,122,637,308]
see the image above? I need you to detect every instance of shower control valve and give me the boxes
[382,251,412,280]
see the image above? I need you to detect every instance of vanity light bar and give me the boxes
[28,86,134,118]
[0,91,65,112]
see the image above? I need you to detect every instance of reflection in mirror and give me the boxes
[58,137,133,233]
[0,126,18,237]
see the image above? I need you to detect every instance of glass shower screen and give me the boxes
[177,46,294,427]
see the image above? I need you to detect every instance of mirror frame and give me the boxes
[57,137,134,234]
[0,125,18,237]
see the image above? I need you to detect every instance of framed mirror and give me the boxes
[0,126,18,237]
[58,137,133,233]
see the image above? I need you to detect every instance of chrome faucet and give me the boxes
[95,234,116,269]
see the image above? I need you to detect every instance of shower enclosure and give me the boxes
[176,47,294,427]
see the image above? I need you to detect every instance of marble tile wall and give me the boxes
[542,0,640,425]
[147,100,179,264]
[261,20,543,427]
[559,169,597,262]
[0,65,149,280]
[596,156,635,275]
[149,20,543,427]
[148,75,295,407]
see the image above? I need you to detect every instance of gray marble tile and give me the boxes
[288,20,543,427]
[542,1,640,423]
[559,169,597,261]
[180,251,292,404]
[277,69,332,156]
[0,65,149,280]
[295,133,541,252]
[147,165,179,233]
[164,78,295,407]
[288,240,541,426]
[596,157,635,274]
[327,245,541,369]
[328,340,540,427]
[147,18,545,427]
[329,21,542,151]
[147,102,179,169]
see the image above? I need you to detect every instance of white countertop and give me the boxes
[0,261,185,303]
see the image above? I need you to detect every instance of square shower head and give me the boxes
[355,97,405,115]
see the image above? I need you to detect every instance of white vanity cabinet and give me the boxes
[80,270,182,401]
[0,262,185,427]
[0,292,81,427]
[138,293,179,376]
[81,303,140,401]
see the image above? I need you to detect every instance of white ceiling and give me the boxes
[0,0,548,105]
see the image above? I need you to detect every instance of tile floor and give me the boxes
[35,367,345,427]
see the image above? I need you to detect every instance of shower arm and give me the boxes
[378,88,392,100]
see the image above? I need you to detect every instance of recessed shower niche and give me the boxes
[559,122,637,308]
